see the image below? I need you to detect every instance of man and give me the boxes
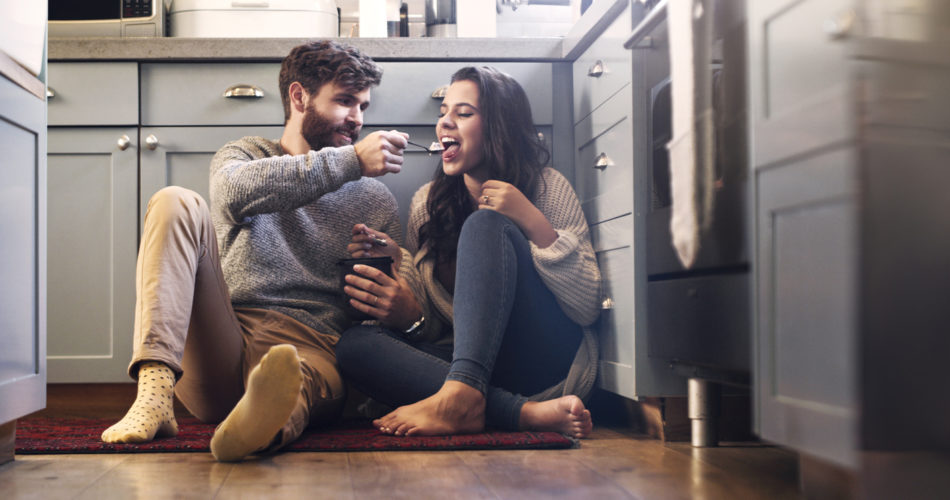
[101,40,410,462]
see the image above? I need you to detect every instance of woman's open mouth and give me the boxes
[441,137,460,161]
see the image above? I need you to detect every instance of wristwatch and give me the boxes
[403,315,425,338]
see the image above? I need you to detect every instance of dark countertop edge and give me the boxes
[48,37,566,62]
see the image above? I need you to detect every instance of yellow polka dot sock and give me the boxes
[101,361,179,443]
[210,344,303,462]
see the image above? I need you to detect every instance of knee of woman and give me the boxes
[461,209,516,237]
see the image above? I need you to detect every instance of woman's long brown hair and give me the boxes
[418,66,550,266]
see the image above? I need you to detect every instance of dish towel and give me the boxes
[666,0,716,268]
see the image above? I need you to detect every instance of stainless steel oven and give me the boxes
[49,0,165,37]
[630,0,750,445]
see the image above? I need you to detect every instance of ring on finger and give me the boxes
[374,295,379,305]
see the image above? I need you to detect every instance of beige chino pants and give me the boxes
[129,186,345,450]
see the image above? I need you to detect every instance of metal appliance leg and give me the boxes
[688,378,721,447]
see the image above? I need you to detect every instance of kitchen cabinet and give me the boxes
[46,58,559,383]
[749,0,950,487]
[46,128,138,383]
[0,59,47,461]
[138,61,555,230]
[46,62,138,383]
[139,126,285,226]
[572,0,685,400]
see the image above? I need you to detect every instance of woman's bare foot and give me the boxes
[373,380,486,436]
[519,395,593,438]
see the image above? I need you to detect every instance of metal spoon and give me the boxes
[406,140,444,155]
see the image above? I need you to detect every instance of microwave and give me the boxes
[49,0,165,37]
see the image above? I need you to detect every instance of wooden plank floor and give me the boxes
[0,385,804,499]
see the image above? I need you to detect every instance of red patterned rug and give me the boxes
[15,417,576,454]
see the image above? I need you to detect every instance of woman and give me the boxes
[336,66,601,438]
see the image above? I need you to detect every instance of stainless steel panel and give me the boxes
[647,273,749,372]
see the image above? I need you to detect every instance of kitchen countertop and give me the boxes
[48,1,637,63]
[48,37,566,62]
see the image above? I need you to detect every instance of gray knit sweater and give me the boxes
[209,136,403,337]
[402,167,603,401]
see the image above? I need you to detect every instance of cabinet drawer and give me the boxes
[573,3,632,124]
[646,274,750,373]
[141,63,284,126]
[591,215,635,397]
[574,88,633,224]
[367,62,553,126]
[750,0,855,167]
[48,62,138,126]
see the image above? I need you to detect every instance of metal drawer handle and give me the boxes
[46,87,56,99]
[594,152,613,170]
[588,60,605,78]
[824,9,856,40]
[117,135,131,151]
[431,84,449,99]
[145,134,159,150]
[601,297,614,310]
[223,84,264,99]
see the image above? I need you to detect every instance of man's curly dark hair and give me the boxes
[278,40,383,122]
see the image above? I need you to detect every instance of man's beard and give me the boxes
[301,107,359,150]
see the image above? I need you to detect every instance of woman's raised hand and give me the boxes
[348,224,402,268]
[343,264,422,330]
[478,180,559,248]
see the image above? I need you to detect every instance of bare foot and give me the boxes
[373,381,486,436]
[519,395,593,439]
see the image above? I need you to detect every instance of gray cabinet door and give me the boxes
[46,128,136,383]
[0,75,47,422]
[754,148,859,468]
[139,126,284,226]
[750,0,861,469]
[748,0,856,169]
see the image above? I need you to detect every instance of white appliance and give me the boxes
[0,1,46,75]
[168,0,338,38]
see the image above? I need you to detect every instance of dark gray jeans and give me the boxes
[336,209,582,430]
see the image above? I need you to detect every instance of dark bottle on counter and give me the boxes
[399,2,409,37]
